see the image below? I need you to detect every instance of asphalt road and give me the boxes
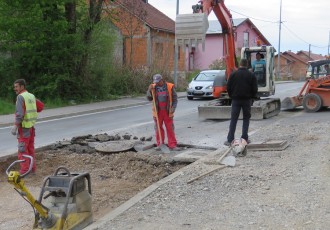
[0,82,306,158]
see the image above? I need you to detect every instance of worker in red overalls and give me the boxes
[147,74,180,151]
[11,79,44,174]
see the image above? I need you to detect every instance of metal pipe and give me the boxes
[174,0,179,86]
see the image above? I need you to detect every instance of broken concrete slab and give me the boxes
[133,142,155,152]
[174,149,210,163]
[247,140,289,151]
[95,140,136,153]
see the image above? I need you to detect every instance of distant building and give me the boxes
[105,0,185,73]
[296,50,325,62]
[188,18,271,70]
[275,50,325,80]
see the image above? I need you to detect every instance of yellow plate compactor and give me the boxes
[6,155,93,230]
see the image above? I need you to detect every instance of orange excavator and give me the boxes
[175,0,281,119]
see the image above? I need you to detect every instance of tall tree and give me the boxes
[0,0,116,100]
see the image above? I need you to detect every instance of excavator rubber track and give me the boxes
[198,98,281,120]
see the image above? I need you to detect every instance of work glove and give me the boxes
[11,125,18,136]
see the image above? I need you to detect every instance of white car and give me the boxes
[186,70,226,100]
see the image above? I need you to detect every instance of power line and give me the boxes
[228,8,277,23]
[282,23,328,48]
[229,7,329,50]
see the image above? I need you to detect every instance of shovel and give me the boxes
[151,90,170,154]
[217,146,236,167]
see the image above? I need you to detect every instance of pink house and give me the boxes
[188,18,271,70]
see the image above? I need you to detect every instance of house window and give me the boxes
[156,43,163,55]
[243,32,249,47]
[173,45,180,60]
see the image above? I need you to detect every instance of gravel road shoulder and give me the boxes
[96,119,330,230]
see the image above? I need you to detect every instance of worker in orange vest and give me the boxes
[147,74,180,151]
[11,79,44,174]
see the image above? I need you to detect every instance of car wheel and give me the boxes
[187,96,193,100]
[302,93,322,112]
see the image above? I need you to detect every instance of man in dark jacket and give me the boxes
[224,59,258,146]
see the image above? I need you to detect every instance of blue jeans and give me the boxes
[227,99,252,142]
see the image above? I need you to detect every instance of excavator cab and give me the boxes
[241,46,276,98]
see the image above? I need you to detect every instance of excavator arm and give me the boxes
[176,0,237,79]
[202,0,237,78]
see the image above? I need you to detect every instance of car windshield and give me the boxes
[195,73,218,81]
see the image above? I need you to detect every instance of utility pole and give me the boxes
[173,0,179,86]
[328,31,330,58]
[277,0,282,80]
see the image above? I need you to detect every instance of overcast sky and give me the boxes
[148,0,330,56]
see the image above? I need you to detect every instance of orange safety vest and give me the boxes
[151,82,174,118]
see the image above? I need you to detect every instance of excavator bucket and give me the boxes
[175,13,209,51]
[281,96,303,110]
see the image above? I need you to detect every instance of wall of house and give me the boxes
[190,34,223,70]
[106,5,185,74]
[290,61,307,80]
[274,56,307,80]
[234,21,270,52]
[191,21,268,70]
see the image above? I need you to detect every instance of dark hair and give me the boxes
[240,59,248,67]
[14,79,26,87]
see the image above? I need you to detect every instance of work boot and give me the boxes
[223,141,231,146]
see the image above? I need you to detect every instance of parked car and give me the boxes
[186,70,226,100]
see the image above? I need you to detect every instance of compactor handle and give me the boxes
[53,166,71,177]
[6,154,33,178]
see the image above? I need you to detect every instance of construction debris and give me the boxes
[247,140,289,151]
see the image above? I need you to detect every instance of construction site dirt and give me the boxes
[0,140,188,230]
[1,116,330,229]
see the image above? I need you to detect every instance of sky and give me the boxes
[148,0,330,56]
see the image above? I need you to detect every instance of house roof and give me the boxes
[207,19,245,34]
[207,18,271,46]
[113,0,175,33]
[296,50,325,61]
[281,51,308,64]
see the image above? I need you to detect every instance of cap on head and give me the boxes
[153,74,162,83]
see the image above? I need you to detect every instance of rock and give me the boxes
[95,134,110,142]
[122,134,131,140]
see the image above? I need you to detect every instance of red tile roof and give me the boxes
[112,0,175,33]
[282,51,308,64]
[296,50,325,61]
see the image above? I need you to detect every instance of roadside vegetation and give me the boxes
[0,99,15,115]
[0,1,189,115]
